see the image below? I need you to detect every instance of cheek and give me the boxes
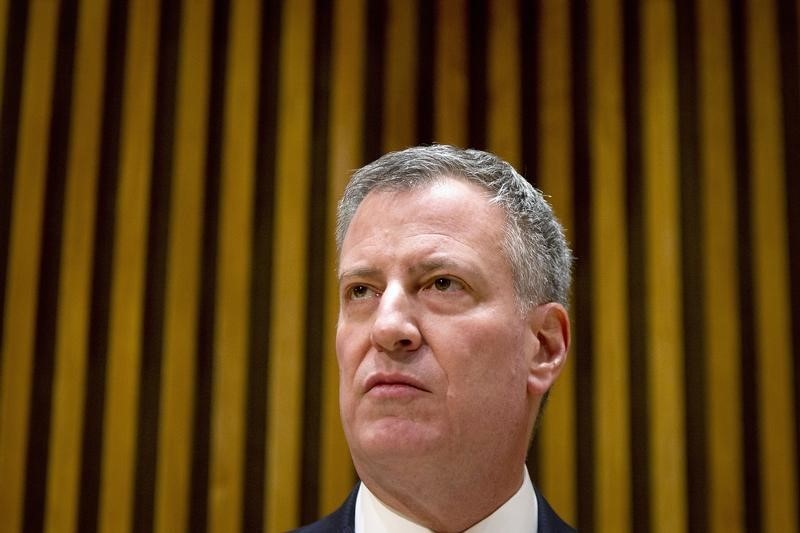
[335,335,359,422]
[443,322,530,402]
[335,329,359,431]
[335,322,364,376]
[465,321,527,368]
[335,322,373,413]
[334,333,349,374]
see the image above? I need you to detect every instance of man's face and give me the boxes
[336,178,539,473]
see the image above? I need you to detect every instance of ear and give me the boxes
[526,302,570,396]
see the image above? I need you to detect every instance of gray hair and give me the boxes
[336,145,573,310]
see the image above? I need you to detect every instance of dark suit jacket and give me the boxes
[291,483,576,532]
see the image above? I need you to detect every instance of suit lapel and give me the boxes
[535,489,576,532]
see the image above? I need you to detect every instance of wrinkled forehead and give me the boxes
[341,174,502,236]
[341,182,511,275]
[339,178,510,268]
[349,176,499,229]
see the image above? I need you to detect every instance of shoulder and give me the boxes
[290,484,359,533]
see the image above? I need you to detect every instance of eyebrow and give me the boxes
[408,257,464,277]
[338,266,381,284]
[338,256,482,284]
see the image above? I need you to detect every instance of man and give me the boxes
[296,145,574,532]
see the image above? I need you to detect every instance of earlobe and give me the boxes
[526,303,570,396]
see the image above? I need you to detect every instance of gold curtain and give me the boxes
[1,1,798,532]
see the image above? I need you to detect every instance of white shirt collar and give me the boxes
[354,469,538,533]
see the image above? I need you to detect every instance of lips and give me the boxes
[364,372,430,394]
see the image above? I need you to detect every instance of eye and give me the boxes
[347,284,376,300]
[430,277,464,292]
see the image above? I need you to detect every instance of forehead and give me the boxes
[339,178,509,272]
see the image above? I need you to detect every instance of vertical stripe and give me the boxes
[416,0,434,145]
[622,0,650,529]
[697,0,745,531]
[242,0,281,531]
[569,1,592,529]
[97,2,159,532]
[208,1,260,532]
[535,0,576,526]
[23,0,78,531]
[266,0,313,529]
[674,1,708,531]
[45,1,108,532]
[362,0,386,162]
[132,0,181,531]
[642,2,687,531]
[486,0,520,167]
[730,1,761,529]
[300,0,333,524]
[77,2,129,531]
[0,2,59,532]
[434,0,467,147]
[154,1,211,533]
[321,0,365,515]
[776,0,800,514]
[745,1,799,530]
[383,0,417,151]
[0,0,28,359]
[590,1,631,531]
[518,0,538,184]
[1,2,798,530]
[188,1,228,530]
[467,0,486,149]
[0,0,9,102]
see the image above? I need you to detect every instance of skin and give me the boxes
[336,177,570,532]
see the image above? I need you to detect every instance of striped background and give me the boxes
[1,0,798,532]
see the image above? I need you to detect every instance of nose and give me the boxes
[370,284,422,354]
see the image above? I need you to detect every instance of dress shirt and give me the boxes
[354,469,538,533]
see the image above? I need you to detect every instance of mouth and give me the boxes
[364,373,430,396]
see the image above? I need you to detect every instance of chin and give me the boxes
[356,417,442,458]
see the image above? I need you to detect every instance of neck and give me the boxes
[355,456,527,532]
